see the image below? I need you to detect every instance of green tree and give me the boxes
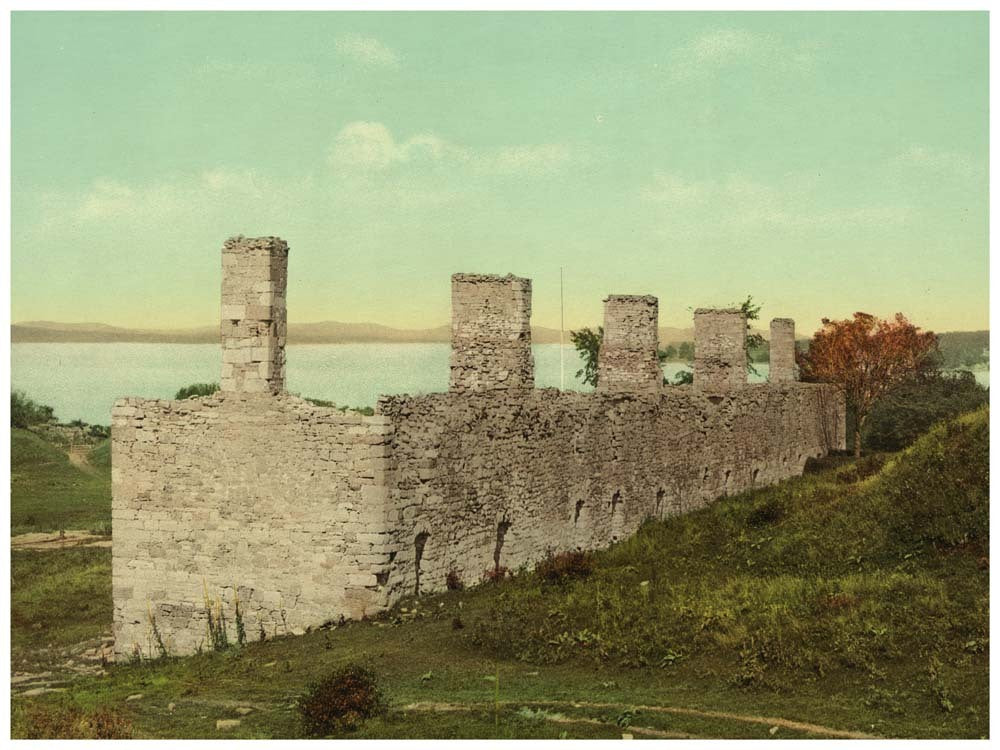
[676,341,694,361]
[11,391,54,428]
[662,344,678,360]
[570,327,603,387]
[571,326,673,386]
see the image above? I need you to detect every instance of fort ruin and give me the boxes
[111,236,846,658]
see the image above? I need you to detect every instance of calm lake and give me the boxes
[11,343,988,426]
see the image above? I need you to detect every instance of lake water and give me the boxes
[10,343,988,426]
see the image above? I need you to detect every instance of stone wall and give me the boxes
[112,236,846,658]
[111,393,395,658]
[449,273,533,393]
[220,236,288,394]
[596,295,661,393]
[769,318,797,383]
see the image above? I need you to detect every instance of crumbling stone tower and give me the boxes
[449,273,534,393]
[693,308,747,392]
[769,318,797,382]
[220,235,288,394]
[596,295,662,393]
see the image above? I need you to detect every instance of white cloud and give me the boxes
[893,145,983,179]
[327,121,573,177]
[334,33,399,68]
[668,28,817,81]
[641,170,908,235]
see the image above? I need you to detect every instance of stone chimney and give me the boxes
[693,308,746,392]
[768,318,797,383]
[220,235,288,394]
[596,295,662,393]
[449,273,534,393]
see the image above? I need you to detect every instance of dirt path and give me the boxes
[67,443,95,473]
[402,699,879,740]
[12,530,111,550]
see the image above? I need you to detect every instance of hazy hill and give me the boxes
[8,321,729,345]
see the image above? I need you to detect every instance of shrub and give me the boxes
[11,390,55,428]
[297,664,386,736]
[445,570,464,591]
[88,424,110,439]
[174,382,219,400]
[483,566,510,584]
[863,371,987,452]
[16,704,133,739]
[535,550,594,584]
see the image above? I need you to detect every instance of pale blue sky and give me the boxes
[11,11,988,332]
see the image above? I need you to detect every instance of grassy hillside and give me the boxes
[10,410,988,739]
[11,428,111,535]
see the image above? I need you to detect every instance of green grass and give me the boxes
[11,428,111,535]
[9,409,989,739]
[12,547,112,661]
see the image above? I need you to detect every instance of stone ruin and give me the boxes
[111,236,846,658]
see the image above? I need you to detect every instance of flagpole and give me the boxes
[560,266,565,391]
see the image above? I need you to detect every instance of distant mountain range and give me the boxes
[12,322,987,359]
[11,320,700,345]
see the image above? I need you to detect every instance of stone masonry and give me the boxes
[769,318,797,383]
[220,236,288,394]
[449,273,533,393]
[111,236,846,659]
[596,295,662,393]
[694,308,747,392]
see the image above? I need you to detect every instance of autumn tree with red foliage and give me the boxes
[797,312,938,457]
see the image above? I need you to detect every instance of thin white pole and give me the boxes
[560,266,565,390]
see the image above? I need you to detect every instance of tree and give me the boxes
[676,341,694,361]
[662,344,678,360]
[570,326,672,386]
[797,312,938,457]
[570,326,603,387]
[739,295,765,375]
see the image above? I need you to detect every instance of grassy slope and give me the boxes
[10,410,989,739]
[10,428,111,535]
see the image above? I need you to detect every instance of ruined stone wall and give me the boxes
[111,393,395,658]
[769,318,797,383]
[112,238,847,658]
[220,236,288,394]
[597,295,662,393]
[375,383,845,601]
[449,274,533,393]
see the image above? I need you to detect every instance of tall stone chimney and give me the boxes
[220,235,288,394]
[449,273,534,393]
[768,318,797,383]
[596,295,662,393]
[693,308,747,392]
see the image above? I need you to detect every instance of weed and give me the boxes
[445,570,464,591]
[297,664,386,736]
[535,550,594,584]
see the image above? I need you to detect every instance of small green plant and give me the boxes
[445,569,464,591]
[203,581,230,652]
[174,382,220,400]
[234,587,247,647]
[297,664,387,736]
[148,602,169,659]
[535,550,594,584]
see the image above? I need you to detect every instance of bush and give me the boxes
[15,704,133,739]
[863,371,987,452]
[174,382,219,400]
[297,664,386,736]
[445,570,464,591]
[11,391,54,428]
[535,550,594,584]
